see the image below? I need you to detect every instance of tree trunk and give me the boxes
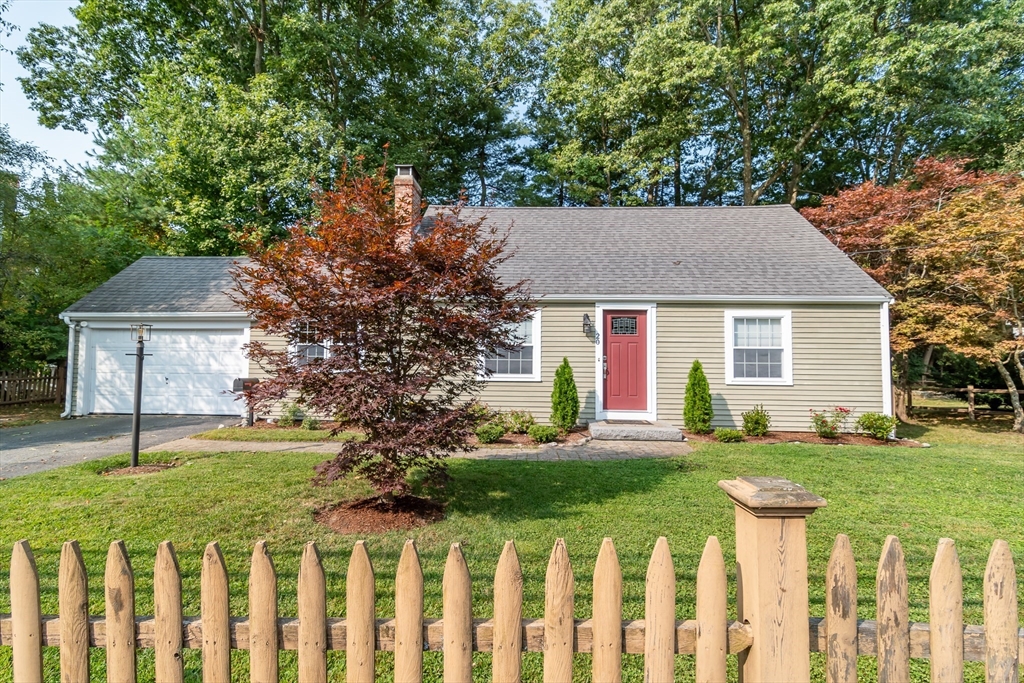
[254,0,267,75]
[674,144,682,206]
[994,357,1024,432]
[920,344,935,385]
[893,352,912,422]
[786,158,801,205]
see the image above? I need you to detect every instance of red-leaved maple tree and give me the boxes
[232,164,533,494]
[801,158,999,288]
[802,159,1024,427]
[889,178,1024,432]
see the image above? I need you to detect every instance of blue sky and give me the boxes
[1,0,95,168]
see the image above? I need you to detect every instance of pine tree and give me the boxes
[683,360,714,433]
[551,357,580,431]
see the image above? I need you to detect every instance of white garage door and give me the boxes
[89,327,247,415]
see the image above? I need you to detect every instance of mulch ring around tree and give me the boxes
[315,496,446,534]
[683,431,926,447]
[102,461,181,476]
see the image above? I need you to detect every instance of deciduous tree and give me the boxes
[233,164,534,495]
[889,178,1024,431]
[801,158,1004,418]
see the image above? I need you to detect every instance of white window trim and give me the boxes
[290,322,332,364]
[594,302,658,422]
[724,309,793,386]
[481,309,542,382]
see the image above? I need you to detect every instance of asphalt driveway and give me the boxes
[0,414,233,478]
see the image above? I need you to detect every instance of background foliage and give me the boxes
[1,0,1023,367]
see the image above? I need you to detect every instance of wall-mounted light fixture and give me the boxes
[583,313,593,335]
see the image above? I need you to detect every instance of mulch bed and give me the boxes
[467,426,589,448]
[102,462,181,476]
[315,495,446,534]
[683,431,923,447]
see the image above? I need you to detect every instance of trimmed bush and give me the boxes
[301,415,321,430]
[855,412,898,440]
[502,410,536,434]
[475,422,506,444]
[528,424,559,443]
[683,360,714,433]
[741,404,771,437]
[467,402,493,427]
[714,428,744,443]
[277,402,302,427]
[550,358,580,431]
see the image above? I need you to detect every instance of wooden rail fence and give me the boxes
[0,365,65,406]
[1,477,1020,683]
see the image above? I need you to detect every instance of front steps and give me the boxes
[588,420,684,442]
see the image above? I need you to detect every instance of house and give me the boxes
[60,166,893,431]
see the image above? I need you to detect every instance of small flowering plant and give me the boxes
[809,406,852,438]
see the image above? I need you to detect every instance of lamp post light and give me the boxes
[127,324,152,468]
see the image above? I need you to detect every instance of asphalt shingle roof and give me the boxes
[64,256,246,314]
[64,206,889,314]
[422,205,890,300]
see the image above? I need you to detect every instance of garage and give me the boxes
[61,256,254,417]
[87,326,248,415]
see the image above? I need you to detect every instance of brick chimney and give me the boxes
[394,164,422,228]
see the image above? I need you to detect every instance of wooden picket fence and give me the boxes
[0,365,65,406]
[1,477,1021,683]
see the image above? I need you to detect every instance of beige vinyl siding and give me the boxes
[248,326,288,380]
[656,304,884,431]
[476,303,596,425]
[248,326,293,419]
[247,306,598,424]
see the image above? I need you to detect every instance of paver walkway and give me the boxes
[147,437,691,461]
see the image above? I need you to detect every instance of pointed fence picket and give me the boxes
[2,478,1021,683]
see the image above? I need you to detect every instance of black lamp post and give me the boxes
[127,324,152,468]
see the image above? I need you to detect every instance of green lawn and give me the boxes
[191,426,360,442]
[0,419,1021,683]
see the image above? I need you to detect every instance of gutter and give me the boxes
[536,294,893,304]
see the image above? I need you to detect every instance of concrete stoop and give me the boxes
[587,420,684,442]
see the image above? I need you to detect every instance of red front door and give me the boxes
[603,311,647,411]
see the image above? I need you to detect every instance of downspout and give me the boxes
[60,315,78,418]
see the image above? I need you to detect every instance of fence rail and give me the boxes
[0,365,65,406]
[2,477,1020,683]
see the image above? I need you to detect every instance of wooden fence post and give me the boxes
[59,540,90,683]
[719,476,826,683]
[493,541,523,683]
[10,540,43,683]
[967,385,976,420]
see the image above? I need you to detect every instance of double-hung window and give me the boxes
[294,322,330,365]
[725,311,792,385]
[482,311,541,381]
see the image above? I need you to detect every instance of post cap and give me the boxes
[718,476,826,517]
